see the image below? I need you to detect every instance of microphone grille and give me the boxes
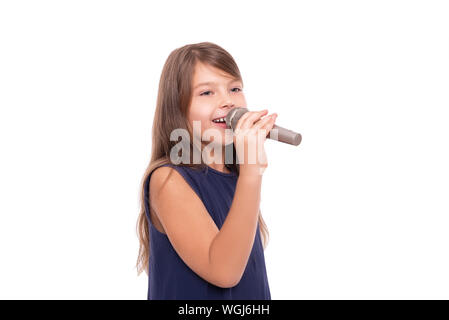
[225,107,248,130]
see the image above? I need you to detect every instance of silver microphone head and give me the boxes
[225,107,249,130]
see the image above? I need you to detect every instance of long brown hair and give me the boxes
[136,41,269,276]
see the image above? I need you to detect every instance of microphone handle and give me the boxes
[267,124,302,146]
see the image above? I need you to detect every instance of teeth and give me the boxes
[212,117,226,123]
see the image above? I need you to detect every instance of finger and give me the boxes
[240,110,268,130]
[235,109,267,131]
[260,114,277,138]
[234,110,254,131]
[253,114,277,142]
[253,113,276,131]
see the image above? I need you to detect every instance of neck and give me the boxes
[202,144,230,173]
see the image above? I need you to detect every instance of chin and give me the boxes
[202,127,233,145]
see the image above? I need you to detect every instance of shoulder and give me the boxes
[149,165,195,208]
[150,165,177,182]
[150,165,182,194]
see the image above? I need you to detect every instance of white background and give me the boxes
[0,0,448,299]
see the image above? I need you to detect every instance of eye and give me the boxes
[200,87,242,96]
[200,90,212,96]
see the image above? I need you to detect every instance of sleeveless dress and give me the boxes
[143,163,271,300]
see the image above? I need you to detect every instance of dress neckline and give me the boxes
[204,165,237,177]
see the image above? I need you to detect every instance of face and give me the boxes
[187,61,247,147]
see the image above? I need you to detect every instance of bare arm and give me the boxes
[150,167,262,288]
[208,174,262,287]
[149,166,233,288]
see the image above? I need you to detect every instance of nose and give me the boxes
[221,100,235,109]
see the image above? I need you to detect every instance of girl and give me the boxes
[136,42,278,300]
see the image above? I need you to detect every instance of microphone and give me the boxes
[225,107,302,146]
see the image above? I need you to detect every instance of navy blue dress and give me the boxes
[144,163,271,300]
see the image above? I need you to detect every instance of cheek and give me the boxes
[188,113,212,139]
[237,95,247,106]
[189,114,211,129]
[189,104,213,125]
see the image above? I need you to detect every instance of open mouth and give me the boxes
[212,116,226,123]
[212,116,227,129]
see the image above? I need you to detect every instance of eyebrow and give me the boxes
[193,79,242,90]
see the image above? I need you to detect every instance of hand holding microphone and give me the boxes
[229,109,278,176]
[226,107,302,146]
